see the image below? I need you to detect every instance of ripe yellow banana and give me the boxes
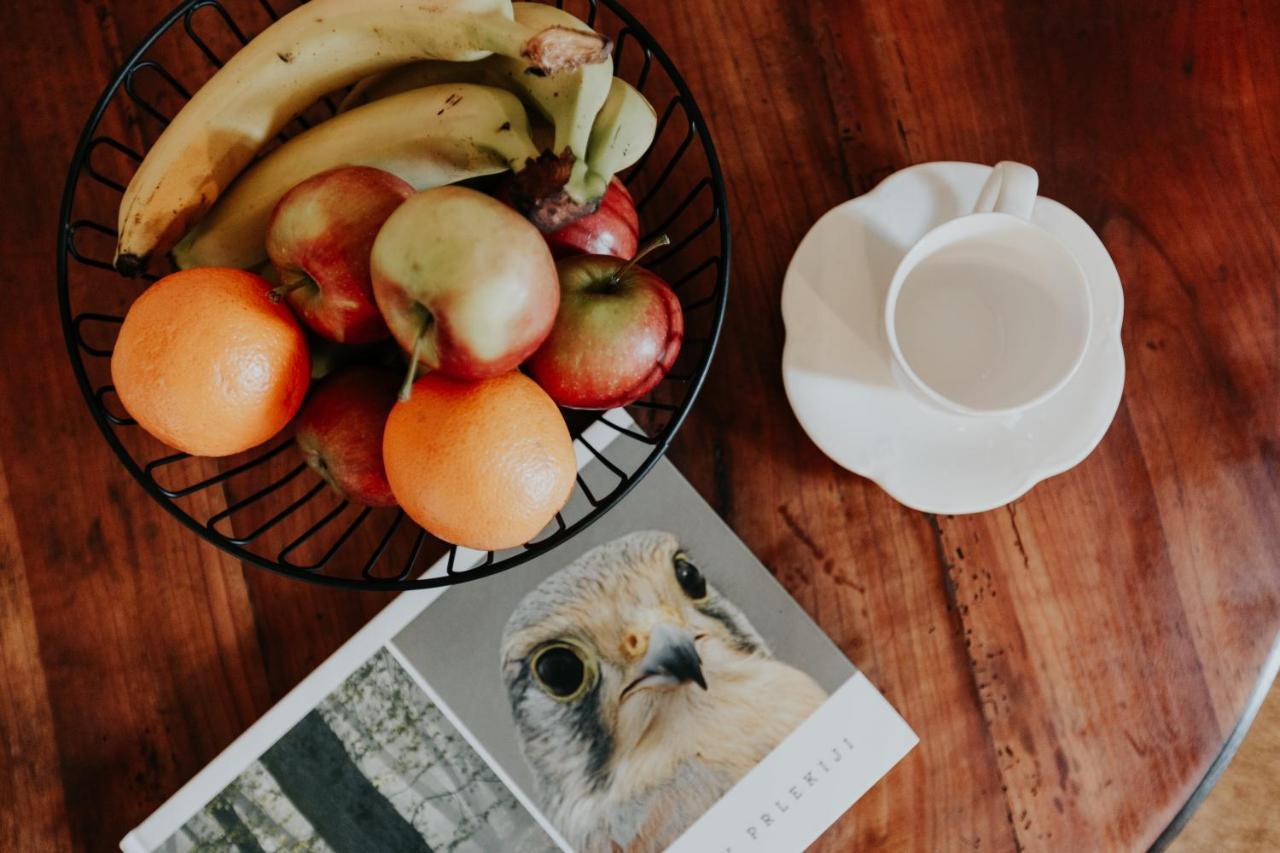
[340,3,613,205]
[114,0,611,275]
[586,77,657,184]
[172,84,540,271]
[342,70,654,231]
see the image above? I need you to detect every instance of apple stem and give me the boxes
[268,275,311,304]
[398,311,433,402]
[608,234,671,289]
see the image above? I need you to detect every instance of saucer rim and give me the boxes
[780,161,1126,515]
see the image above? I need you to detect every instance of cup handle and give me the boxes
[973,161,1039,220]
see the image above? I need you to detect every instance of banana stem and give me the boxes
[609,234,670,288]
[514,23,613,74]
[399,311,433,402]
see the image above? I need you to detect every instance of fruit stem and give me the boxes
[398,310,433,402]
[609,234,670,288]
[269,274,312,303]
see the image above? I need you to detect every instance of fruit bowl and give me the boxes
[58,0,729,590]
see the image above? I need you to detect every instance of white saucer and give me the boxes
[781,162,1125,514]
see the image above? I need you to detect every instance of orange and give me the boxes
[111,267,310,457]
[383,371,576,550]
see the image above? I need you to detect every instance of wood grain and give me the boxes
[1,0,1278,851]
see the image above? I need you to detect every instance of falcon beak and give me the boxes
[622,623,707,699]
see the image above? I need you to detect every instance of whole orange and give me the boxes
[111,268,310,457]
[383,372,576,550]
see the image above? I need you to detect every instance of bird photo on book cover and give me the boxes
[501,531,829,853]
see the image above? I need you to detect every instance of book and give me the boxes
[122,417,916,853]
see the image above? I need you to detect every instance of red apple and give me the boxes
[544,178,639,260]
[295,365,399,507]
[526,236,683,409]
[267,166,413,344]
[371,186,559,384]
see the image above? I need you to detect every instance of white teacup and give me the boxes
[883,161,1093,416]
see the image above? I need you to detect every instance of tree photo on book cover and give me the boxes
[160,649,555,852]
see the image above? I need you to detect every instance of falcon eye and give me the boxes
[673,552,708,601]
[531,644,590,701]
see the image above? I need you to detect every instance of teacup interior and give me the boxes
[892,219,1091,413]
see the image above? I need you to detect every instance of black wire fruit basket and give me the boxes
[58,0,729,590]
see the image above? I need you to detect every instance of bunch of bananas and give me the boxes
[114,0,657,276]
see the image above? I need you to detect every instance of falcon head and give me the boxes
[501,531,814,850]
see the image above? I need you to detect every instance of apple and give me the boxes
[371,186,559,387]
[526,236,683,409]
[266,166,413,344]
[295,365,399,507]
[544,177,640,260]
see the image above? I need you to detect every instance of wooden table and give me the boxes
[3,1,1278,850]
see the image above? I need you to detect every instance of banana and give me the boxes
[172,84,541,271]
[343,73,655,232]
[500,75,658,231]
[114,0,611,275]
[585,77,658,184]
[340,3,613,205]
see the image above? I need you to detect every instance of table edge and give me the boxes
[1148,629,1280,851]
